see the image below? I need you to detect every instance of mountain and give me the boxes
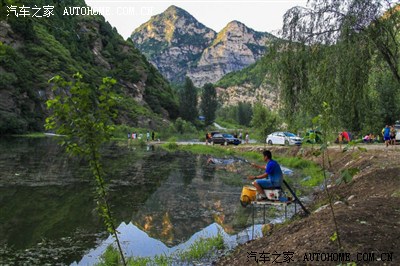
[0,0,178,134]
[131,5,216,84]
[188,20,274,86]
[131,6,274,86]
[215,56,280,109]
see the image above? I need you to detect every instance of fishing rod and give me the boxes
[282,179,309,215]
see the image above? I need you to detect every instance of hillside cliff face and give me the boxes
[215,57,280,110]
[0,0,178,134]
[131,6,274,86]
[216,83,280,110]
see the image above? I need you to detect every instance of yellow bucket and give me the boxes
[240,185,256,207]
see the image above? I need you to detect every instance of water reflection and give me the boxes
[0,137,297,265]
[131,154,244,247]
[73,222,265,266]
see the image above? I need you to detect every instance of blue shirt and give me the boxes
[265,159,283,187]
[383,127,390,138]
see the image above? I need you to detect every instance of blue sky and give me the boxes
[85,0,308,39]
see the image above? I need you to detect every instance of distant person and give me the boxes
[390,125,396,145]
[151,131,155,141]
[245,132,249,144]
[248,150,283,201]
[363,134,370,143]
[369,133,376,143]
[382,125,390,147]
[338,132,343,149]
[146,131,150,142]
[342,131,350,142]
[205,133,210,145]
[239,132,243,143]
[131,132,135,140]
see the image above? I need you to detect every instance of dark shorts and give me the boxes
[384,136,390,141]
[390,135,396,140]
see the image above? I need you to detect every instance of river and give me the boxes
[0,137,298,265]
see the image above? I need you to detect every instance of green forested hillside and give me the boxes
[0,0,178,134]
[215,56,270,89]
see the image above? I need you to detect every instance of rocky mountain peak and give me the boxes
[131,6,274,86]
[133,5,214,44]
[226,20,246,29]
[163,5,192,18]
[211,20,264,46]
[131,6,216,83]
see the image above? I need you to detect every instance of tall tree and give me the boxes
[179,77,198,123]
[200,83,218,126]
[237,102,253,126]
[250,103,280,141]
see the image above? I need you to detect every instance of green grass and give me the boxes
[96,245,122,266]
[96,234,225,265]
[275,155,323,187]
[161,143,235,157]
[214,118,244,131]
[391,190,400,198]
[127,254,172,266]
[152,254,173,266]
[240,151,263,161]
[12,132,48,138]
[178,233,225,261]
[164,141,178,150]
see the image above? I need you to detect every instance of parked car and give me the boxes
[395,121,400,142]
[266,132,302,146]
[211,133,241,145]
[210,131,220,137]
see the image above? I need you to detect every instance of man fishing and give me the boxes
[248,150,283,201]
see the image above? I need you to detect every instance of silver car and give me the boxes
[266,132,302,146]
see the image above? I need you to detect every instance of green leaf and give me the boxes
[312,116,320,125]
[330,231,338,242]
[312,150,321,156]
[339,168,358,184]
[357,147,367,152]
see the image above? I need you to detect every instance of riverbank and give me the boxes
[216,145,400,265]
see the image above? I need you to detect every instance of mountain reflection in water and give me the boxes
[73,222,268,265]
[2,137,287,265]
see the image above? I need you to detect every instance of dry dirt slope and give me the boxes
[217,146,400,266]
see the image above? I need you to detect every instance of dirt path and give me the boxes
[216,145,400,265]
